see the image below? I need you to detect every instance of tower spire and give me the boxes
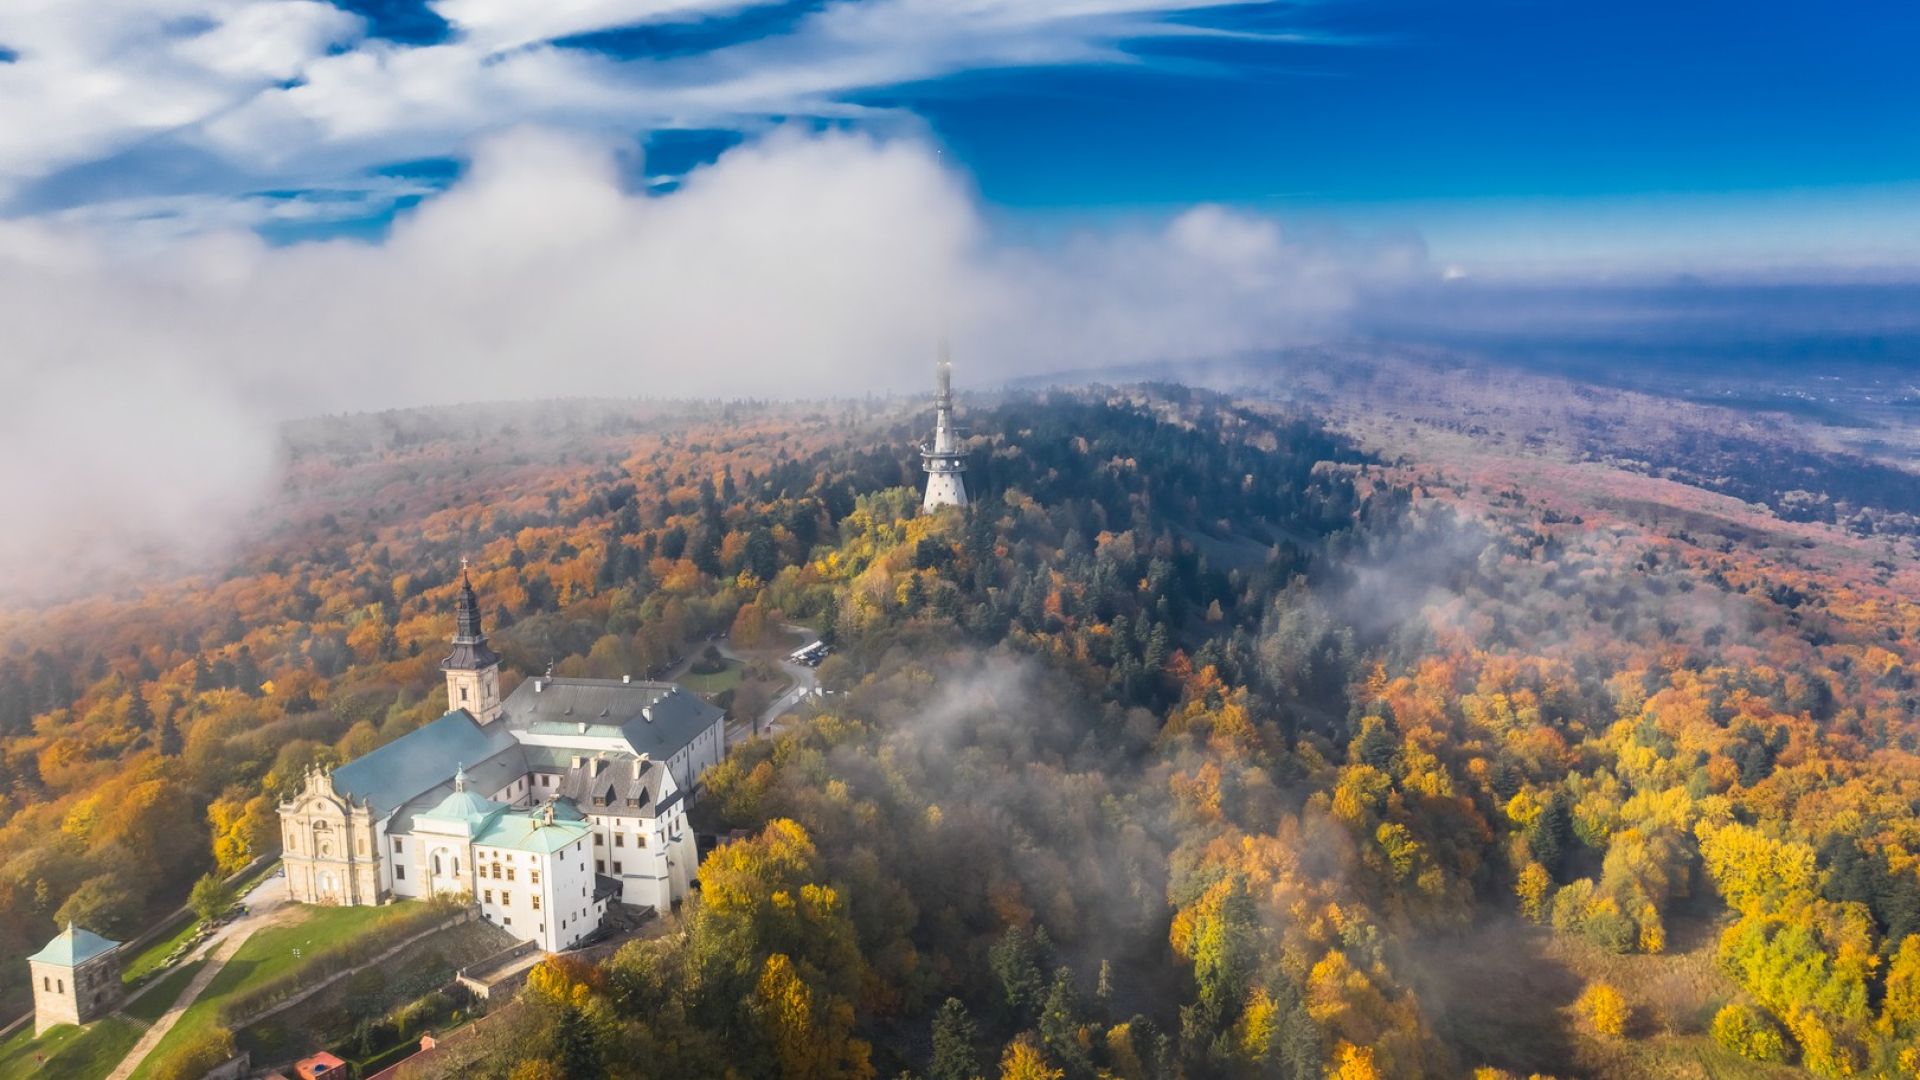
[442,563,504,724]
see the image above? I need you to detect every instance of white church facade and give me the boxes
[278,571,723,949]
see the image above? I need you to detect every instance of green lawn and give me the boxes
[122,860,285,986]
[123,960,206,1025]
[129,903,407,1080]
[0,1016,142,1080]
[680,659,744,694]
[121,914,204,985]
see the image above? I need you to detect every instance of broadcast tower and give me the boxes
[920,345,968,511]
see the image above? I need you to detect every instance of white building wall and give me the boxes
[665,717,727,794]
[387,831,421,899]
[475,837,598,952]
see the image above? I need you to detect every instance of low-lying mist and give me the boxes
[0,126,1422,600]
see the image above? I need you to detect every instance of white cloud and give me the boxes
[0,0,364,193]
[0,127,1420,595]
[429,0,767,53]
[0,0,1314,217]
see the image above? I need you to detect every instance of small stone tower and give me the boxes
[442,563,502,725]
[920,344,968,511]
[28,922,122,1034]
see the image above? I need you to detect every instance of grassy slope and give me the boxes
[122,861,287,986]
[123,960,207,1026]
[0,1017,141,1080]
[128,903,402,1080]
[234,917,515,1065]
[0,960,205,1080]
[120,917,203,986]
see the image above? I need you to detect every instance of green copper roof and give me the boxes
[30,923,119,967]
[473,807,592,854]
[414,766,509,835]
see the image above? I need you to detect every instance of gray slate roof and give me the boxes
[499,678,722,763]
[552,755,672,818]
[329,710,518,817]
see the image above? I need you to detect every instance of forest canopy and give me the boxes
[4,386,1919,1078]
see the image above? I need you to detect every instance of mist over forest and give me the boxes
[2,371,1918,1080]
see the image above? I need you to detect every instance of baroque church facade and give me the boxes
[278,571,723,950]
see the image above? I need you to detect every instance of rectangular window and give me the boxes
[612,861,622,874]
[393,838,403,853]
[504,917,511,925]
[637,834,647,848]
[506,868,515,882]
[596,860,605,874]
[491,863,501,879]
[503,892,512,905]
[484,890,493,903]
[396,865,406,880]
[531,870,541,884]
[614,833,625,848]
[594,834,604,846]
[533,895,542,910]
[460,686,469,701]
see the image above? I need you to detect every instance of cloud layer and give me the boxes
[0,126,1419,596]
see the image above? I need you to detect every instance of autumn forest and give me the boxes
[4,373,1920,1079]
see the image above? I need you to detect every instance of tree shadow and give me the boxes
[1402,917,1587,1077]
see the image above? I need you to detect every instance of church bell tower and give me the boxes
[442,563,503,724]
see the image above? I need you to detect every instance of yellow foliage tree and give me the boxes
[1328,1041,1381,1080]
[999,1035,1063,1080]
[1881,933,1920,1034]
[1578,982,1627,1038]
[1515,862,1551,923]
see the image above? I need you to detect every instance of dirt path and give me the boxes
[106,873,296,1080]
[103,932,245,1080]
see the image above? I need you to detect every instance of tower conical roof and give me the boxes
[442,565,501,672]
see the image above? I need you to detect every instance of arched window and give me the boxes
[433,853,443,876]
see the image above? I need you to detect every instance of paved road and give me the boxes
[722,625,820,744]
[107,873,295,1080]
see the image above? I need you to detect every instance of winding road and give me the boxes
[662,624,821,746]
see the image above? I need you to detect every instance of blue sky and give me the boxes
[0,0,1916,269]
